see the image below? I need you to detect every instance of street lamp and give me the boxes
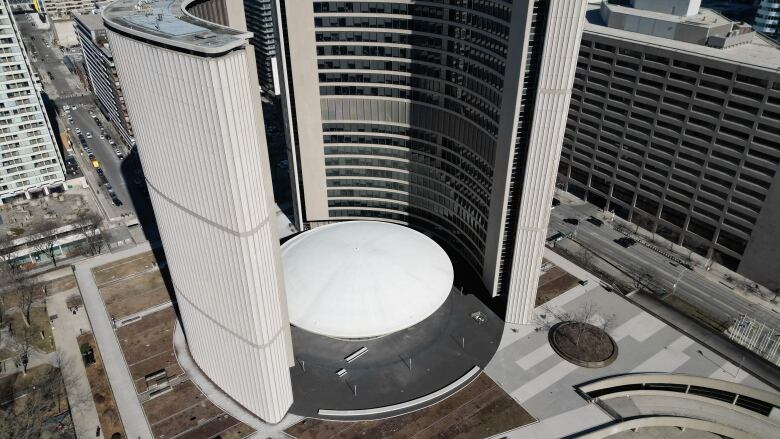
[672,269,686,296]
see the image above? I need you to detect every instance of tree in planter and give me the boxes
[535,301,616,348]
[72,209,104,256]
[28,219,62,267]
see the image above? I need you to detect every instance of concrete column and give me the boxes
[505,0,588,324]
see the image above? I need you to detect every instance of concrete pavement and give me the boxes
[47,287,104,439]
[486,273,772,438]
[74,243,155,439]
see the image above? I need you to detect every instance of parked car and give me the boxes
[614,237,636,248]
[586,217,603,227]
[563,218,579,226]
[551,197,561,208]
[75,128,81,134]
[86,132,92,139]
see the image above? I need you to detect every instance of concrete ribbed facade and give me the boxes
[505,1,588,323]
[277,0,586,323]
[103,0,293,423]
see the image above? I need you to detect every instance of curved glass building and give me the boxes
[277,0,587,323]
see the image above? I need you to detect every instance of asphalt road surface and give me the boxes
[547,200,780,332]
[16,17,87,99]
[67,108,133,210]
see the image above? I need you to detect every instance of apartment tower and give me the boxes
[0,0,64,204]
[73,13,134,146]
[276,0,587,323]
[103,0,294,422]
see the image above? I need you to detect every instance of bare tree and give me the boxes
[630,265,655,294]
[72,209,104,256]
[12,326,33,375]
[0,352,71,439]
[576,248,593,270]
[27,219,61,267]
[0,262,36,326]
[0,233,20,274]
[65,293,82,311]
[535,301,612,349]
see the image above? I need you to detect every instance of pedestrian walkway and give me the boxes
[47,288,104,439]
[75,243,155,439]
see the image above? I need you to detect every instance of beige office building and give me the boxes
[276,0,587,323]
[103,0,293,423]
[558,1,780,289]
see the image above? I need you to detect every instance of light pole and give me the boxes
[672,269,686,296]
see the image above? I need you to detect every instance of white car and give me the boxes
[86,132,92,138]
[115,149,122,156]
[62,105,70,111]
[99,134,105,140]
[108,140,115,145]
[75,128,81,134]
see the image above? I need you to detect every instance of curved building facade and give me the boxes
[103,0,294,422]
[276,0,587,323]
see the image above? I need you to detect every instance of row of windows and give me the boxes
[318,71,502,107]
[313,2,445,19]
[322,122,494,173]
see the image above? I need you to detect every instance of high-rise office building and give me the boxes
[244,0,278,95]
[275,0,587,323]
[0,0,65,204]
[558,1,780,288]
[73,13,134,146]
[103,0,294,423]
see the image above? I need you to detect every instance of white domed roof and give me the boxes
[281,221,453,339]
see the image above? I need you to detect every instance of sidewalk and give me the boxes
[47,288,104,439]
[74,243,155,439]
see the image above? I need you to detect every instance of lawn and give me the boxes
[99,270,172,319]
[92,252,158,286]
[7,306,55,353]
[286,373,535,439]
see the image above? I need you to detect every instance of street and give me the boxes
[16,13,157,237]
[547,197,780,333]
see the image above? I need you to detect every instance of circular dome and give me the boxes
[281,221,454,339]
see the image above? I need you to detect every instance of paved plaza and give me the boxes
[485,249,773,438]
[288,287,504,418]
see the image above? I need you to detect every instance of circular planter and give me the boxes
[548,321,618,368]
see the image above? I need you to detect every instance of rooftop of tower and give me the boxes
[102,0,251,54]
[586,3,780,72]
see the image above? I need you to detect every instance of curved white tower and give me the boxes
[103,0,294,422]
